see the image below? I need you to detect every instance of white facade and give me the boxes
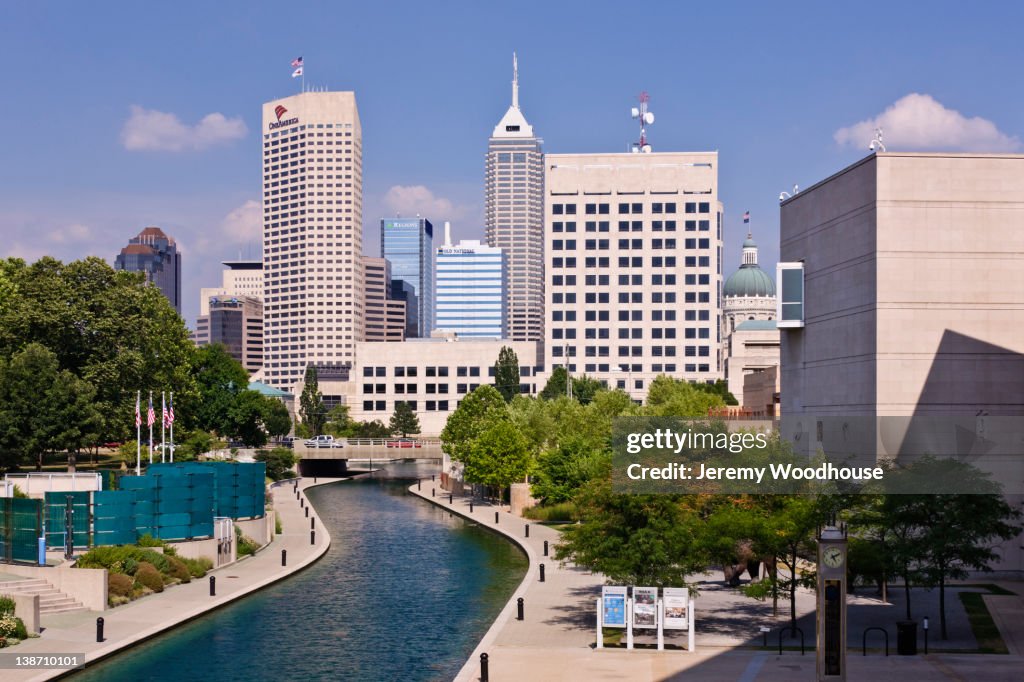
[261,92,364,389]
[485,54,544,342]
[200,260,263,316]
[544,151,724,401]
[435,239,505,338]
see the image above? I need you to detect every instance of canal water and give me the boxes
[71,462,527,681]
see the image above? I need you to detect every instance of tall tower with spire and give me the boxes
[485,53,544,344]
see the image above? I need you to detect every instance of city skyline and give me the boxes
[3,2,1024,326]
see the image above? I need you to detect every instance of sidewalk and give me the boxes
[409,481,1024,681]
[1,477,336,681]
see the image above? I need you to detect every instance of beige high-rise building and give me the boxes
[545,151,724,401]
[261,91,364,390]
[362,256,406,342]
[199,260,263,317]
[485,54,544,342]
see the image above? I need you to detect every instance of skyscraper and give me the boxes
[485,54,544,342]
[362,256,406,342]
[381,217,434,338]
[261,91,363,390]
[114,226,182,314]
[193,295,264,373]
[436,229,505,338]
[544,151,724,401]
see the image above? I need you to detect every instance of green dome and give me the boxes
[723,264,775,298]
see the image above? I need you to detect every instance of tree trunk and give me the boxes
[903,566,912,620]
[881,570,887,604]
[772,555,778,617]
[939,572,947,640]
[68,450,77,473]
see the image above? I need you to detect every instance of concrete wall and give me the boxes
[169,537,236,568]
[235,515,273,548]
[509,483,538,516]
[12,593,39,634]
[743,365,779,416]
[3,565,108,612]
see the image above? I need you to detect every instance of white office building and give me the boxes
[261,91,364,389]
[436,232,505,338]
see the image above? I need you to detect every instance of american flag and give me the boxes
[743,211,750,224]
[291,56,303,68]
[168,394,175,425]
[162,393,169,428]
[147,394,155,428]
[135,392,141,428]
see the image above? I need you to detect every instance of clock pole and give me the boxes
[816,524,848,681]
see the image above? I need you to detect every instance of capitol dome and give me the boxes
[724,233,775,298]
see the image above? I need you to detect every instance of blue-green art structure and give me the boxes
[0,497,42,563]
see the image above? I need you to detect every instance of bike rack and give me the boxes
[777,625,805,655]
[862,626,889,656]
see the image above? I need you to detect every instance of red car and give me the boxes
[386,439,421,448]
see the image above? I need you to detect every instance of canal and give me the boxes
[70,462,527,681]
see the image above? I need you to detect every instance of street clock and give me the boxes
[817,526,848,682]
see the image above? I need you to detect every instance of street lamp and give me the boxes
[869,127,886,152]
[779,184,800,202]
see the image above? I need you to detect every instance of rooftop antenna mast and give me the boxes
[631,92,655,153]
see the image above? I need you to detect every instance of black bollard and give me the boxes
[432,474,436,482]
[517,597,524,621]
[281,549,287,566]
[495,511,499,524]
[525,524,530,538]
[311,530,315,545]
[449,493,453,504]
[209,575,216,596]
[543,540,548,556]
[96,616,104,642]
[480,653,489,682]
[432,488,435,497]
[311,517,315,530]
[469,501,474,513]
[417,480,421,490]
[305,507,309,518]
[300,498,304,508]
[539,563,545,582]
[314,477,317,484]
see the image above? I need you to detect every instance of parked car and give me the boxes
[304,435,344,448]
[386,438,421,448]
[102,441,123,449]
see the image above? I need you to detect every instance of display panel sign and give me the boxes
[633,586,658,629]
[663,587,689,629]
[602,586,627,628]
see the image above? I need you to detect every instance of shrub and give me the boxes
[165,556,192,583]
[0,596,14,615]
[137,534,163,548]
[181,557,213,578]
[522,501,578,523]
[108,573,134,599]
[13,617,27,640]
[0,613,17,638]
[134,562,164,593]
[123,557,139,576]
[275,512,282,535]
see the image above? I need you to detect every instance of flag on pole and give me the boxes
[162,393,169,429]
[291,66,304,78]
[168,394,174,425]
[135,393,141,427]
[147,394,155,427]
[291,56,303,68]
[743,211,750,224]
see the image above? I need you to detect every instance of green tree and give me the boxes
[349,419,391,438]
[463,420,531,504]
[262,398,292,440]
[117,440,150,469]
[256,447,298,481]
[532,434,610,505]
[299,366,325,436]
[694,379,739,406]
[323,405,352,437]
[191,344,249,435]
[570,376,604,406]
[173,430,215,462]
[441,384,508,465]
[492,346,520,402]
[642,375,725,417]
[539,366,568,400]
[225,390,282,448]
[389,401,421,437]
[555,480,709,587]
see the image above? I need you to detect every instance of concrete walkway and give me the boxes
[1,477,336,681]
[410,481,1024,682]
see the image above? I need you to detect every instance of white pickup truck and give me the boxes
[304,435,344,448]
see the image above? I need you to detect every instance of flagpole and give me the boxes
[169,392,174,463]
[136,390,141,476]
[148,391,154,465]
[161,391,166,464]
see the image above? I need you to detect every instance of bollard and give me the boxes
[281,549,287,566]
[525,524,530,538]
[543,540,548,556]
[539,563,545,582]
[96,616,104,642]
[209,575,216,596]
[418,480,421,490]
[449,493,453,504]
[311,517,315,530]
[432,474,436,482]
[495,511,499,524]
[300,498,304,508]
[311,530,316,545]
[305,507,309,518]
[517,597,524,621]
[314,477,317,484]
[480,653,489,682]
[432,488,435,497]
[469,501,474,513]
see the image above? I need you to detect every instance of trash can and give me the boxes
[896,620,917,655]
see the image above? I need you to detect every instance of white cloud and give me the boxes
[121,105,247,152]
[220,200,262,243]
[47,223,92,244]
[382,185,469,220]
[834,93,1021,153]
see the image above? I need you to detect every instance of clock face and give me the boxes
[823,546,844,568]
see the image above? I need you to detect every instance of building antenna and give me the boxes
[869,127,886,153]
[512,52,519,109]
[630,92,655,153]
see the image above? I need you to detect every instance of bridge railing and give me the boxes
[342,438,442,447]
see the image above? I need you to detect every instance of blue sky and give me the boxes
[2,1,1023,325]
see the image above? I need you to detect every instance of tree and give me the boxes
[694,379,739,406]
[256,447,297,481]
[463,420,531,504]
[642,375,725,417]
[571,376,604,406]
[262,398,292,440]
[493,346,520,402]
[225,390,287,448]
[299,366,325,436]
[440,384,508,465]
[555,479,709,587]
[532,434,610,505]
[539,366,568,400]
[389,401,421,437]
[323,405,352,437]
[191,344,249,435]
[349,419,391,438]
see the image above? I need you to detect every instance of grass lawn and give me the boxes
[958,590,1009,654]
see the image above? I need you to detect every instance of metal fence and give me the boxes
[44,491,91,549]
[0,497,42,564]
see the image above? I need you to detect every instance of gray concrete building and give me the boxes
[194,295,264,373]
[115,227,182,314]
[362,256,406,342]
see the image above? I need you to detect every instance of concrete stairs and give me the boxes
[0,577,86,614]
